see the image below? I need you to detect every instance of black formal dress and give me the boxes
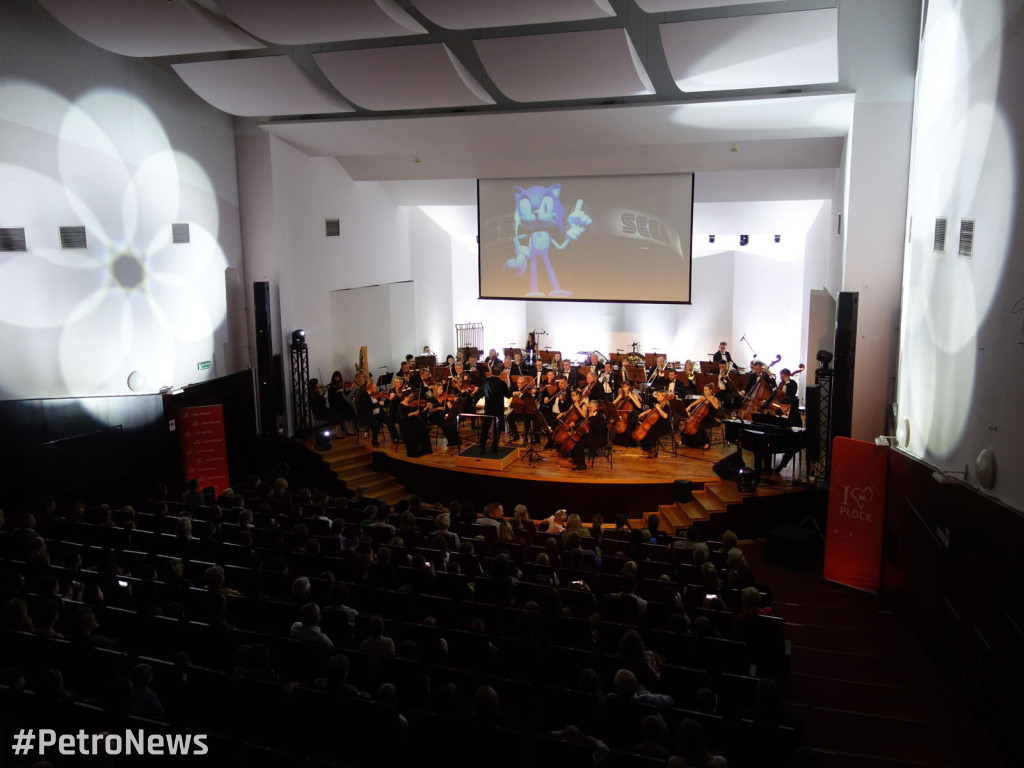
[400,403,432,458]
[571,413,608,469]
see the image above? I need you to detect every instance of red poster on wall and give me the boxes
[179,405,230,495]
[824,437,888,593]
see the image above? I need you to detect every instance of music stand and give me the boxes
[623,365,646,386]
[522,427,546,466]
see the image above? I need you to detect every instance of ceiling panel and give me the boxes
[215,0,427,45]
[315,44,493,111]
[36,0,263,57]
[173,56,352,117]
[261,93,852,183]
[661,8,839,92]
[476,28,654,103]
[410,0,615,30]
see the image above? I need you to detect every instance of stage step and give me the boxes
[692,489,726,514]
[785,622,921,659]
[777,602,904,633]
[309,440,407,501]
[657,504,692,531]
[804,706,1000,767]
[785,672,968,725]
[706,481,743,504]
[789,645,945,690]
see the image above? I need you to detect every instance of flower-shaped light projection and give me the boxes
[0,81,228,399]
[897,0,1013,458]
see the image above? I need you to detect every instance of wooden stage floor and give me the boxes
[382,436,730,486]
[365,430,804,523]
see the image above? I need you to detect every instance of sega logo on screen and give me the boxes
[620,213,672,244]
[482,215,517,244]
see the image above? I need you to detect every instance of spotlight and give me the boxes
[708,234,715,243]
[291,329,306,349]
[815,349,834,370]
[315,429,332,451]
[774,234,781,243]
[739,235,749,246]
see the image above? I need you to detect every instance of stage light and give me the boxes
[736,467,757,492]
[774,234,781,243]
[291,329,306,349]
[709,234,715,243]
[315,429,332,451]
[739,235,748,246]
[815,349,834,370]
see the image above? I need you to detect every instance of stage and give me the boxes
[365,431,804,523]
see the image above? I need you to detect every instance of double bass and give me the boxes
[737,354,781,421]
[765,364,805,413]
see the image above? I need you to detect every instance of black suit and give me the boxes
[596,370,619,401]
[713,350,735,368]
[480,376,511,450]
[563,367,581,390]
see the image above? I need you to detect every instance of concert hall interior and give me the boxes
[1,0,1023,765]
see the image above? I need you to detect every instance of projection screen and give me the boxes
[478,173,693,304]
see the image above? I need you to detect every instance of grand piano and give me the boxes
[723,414,805,479]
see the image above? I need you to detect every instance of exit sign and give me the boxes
[197,360,212,371]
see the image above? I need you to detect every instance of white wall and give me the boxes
[897,0,1024,510]
[0,1,243,399]
[842,99,914,440]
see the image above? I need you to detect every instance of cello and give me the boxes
[631,391,670,443]
[560,400,592,454]
[682,387,720,437]
[613,384,641,435]
[737,354,781,421]
[552,379,596,451]
[766,364,805,414]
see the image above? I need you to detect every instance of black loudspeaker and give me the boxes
[673,480,693,503]
[831,291,857,439]
[253,281,276,436]
[713,450,745,481]
[804,384,820,463]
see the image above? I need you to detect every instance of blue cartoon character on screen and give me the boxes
[504,183,591,298]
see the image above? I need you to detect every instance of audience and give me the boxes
[0,479,800,766]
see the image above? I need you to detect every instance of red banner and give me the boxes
[824,437,888,593]
[179,405,230,495]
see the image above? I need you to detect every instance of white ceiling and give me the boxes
[33,0,902,206]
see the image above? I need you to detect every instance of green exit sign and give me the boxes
[197,360,212,371]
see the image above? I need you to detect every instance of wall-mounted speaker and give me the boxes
[253,282,276,436]
[831,291,858,439]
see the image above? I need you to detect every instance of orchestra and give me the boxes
[313,335,806,476]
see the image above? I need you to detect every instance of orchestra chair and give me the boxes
[586,428,615,469]
[707,417,726,446]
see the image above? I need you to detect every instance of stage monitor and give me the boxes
[478,173,693,304]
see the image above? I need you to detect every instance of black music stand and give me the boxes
[522,428,546,466]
